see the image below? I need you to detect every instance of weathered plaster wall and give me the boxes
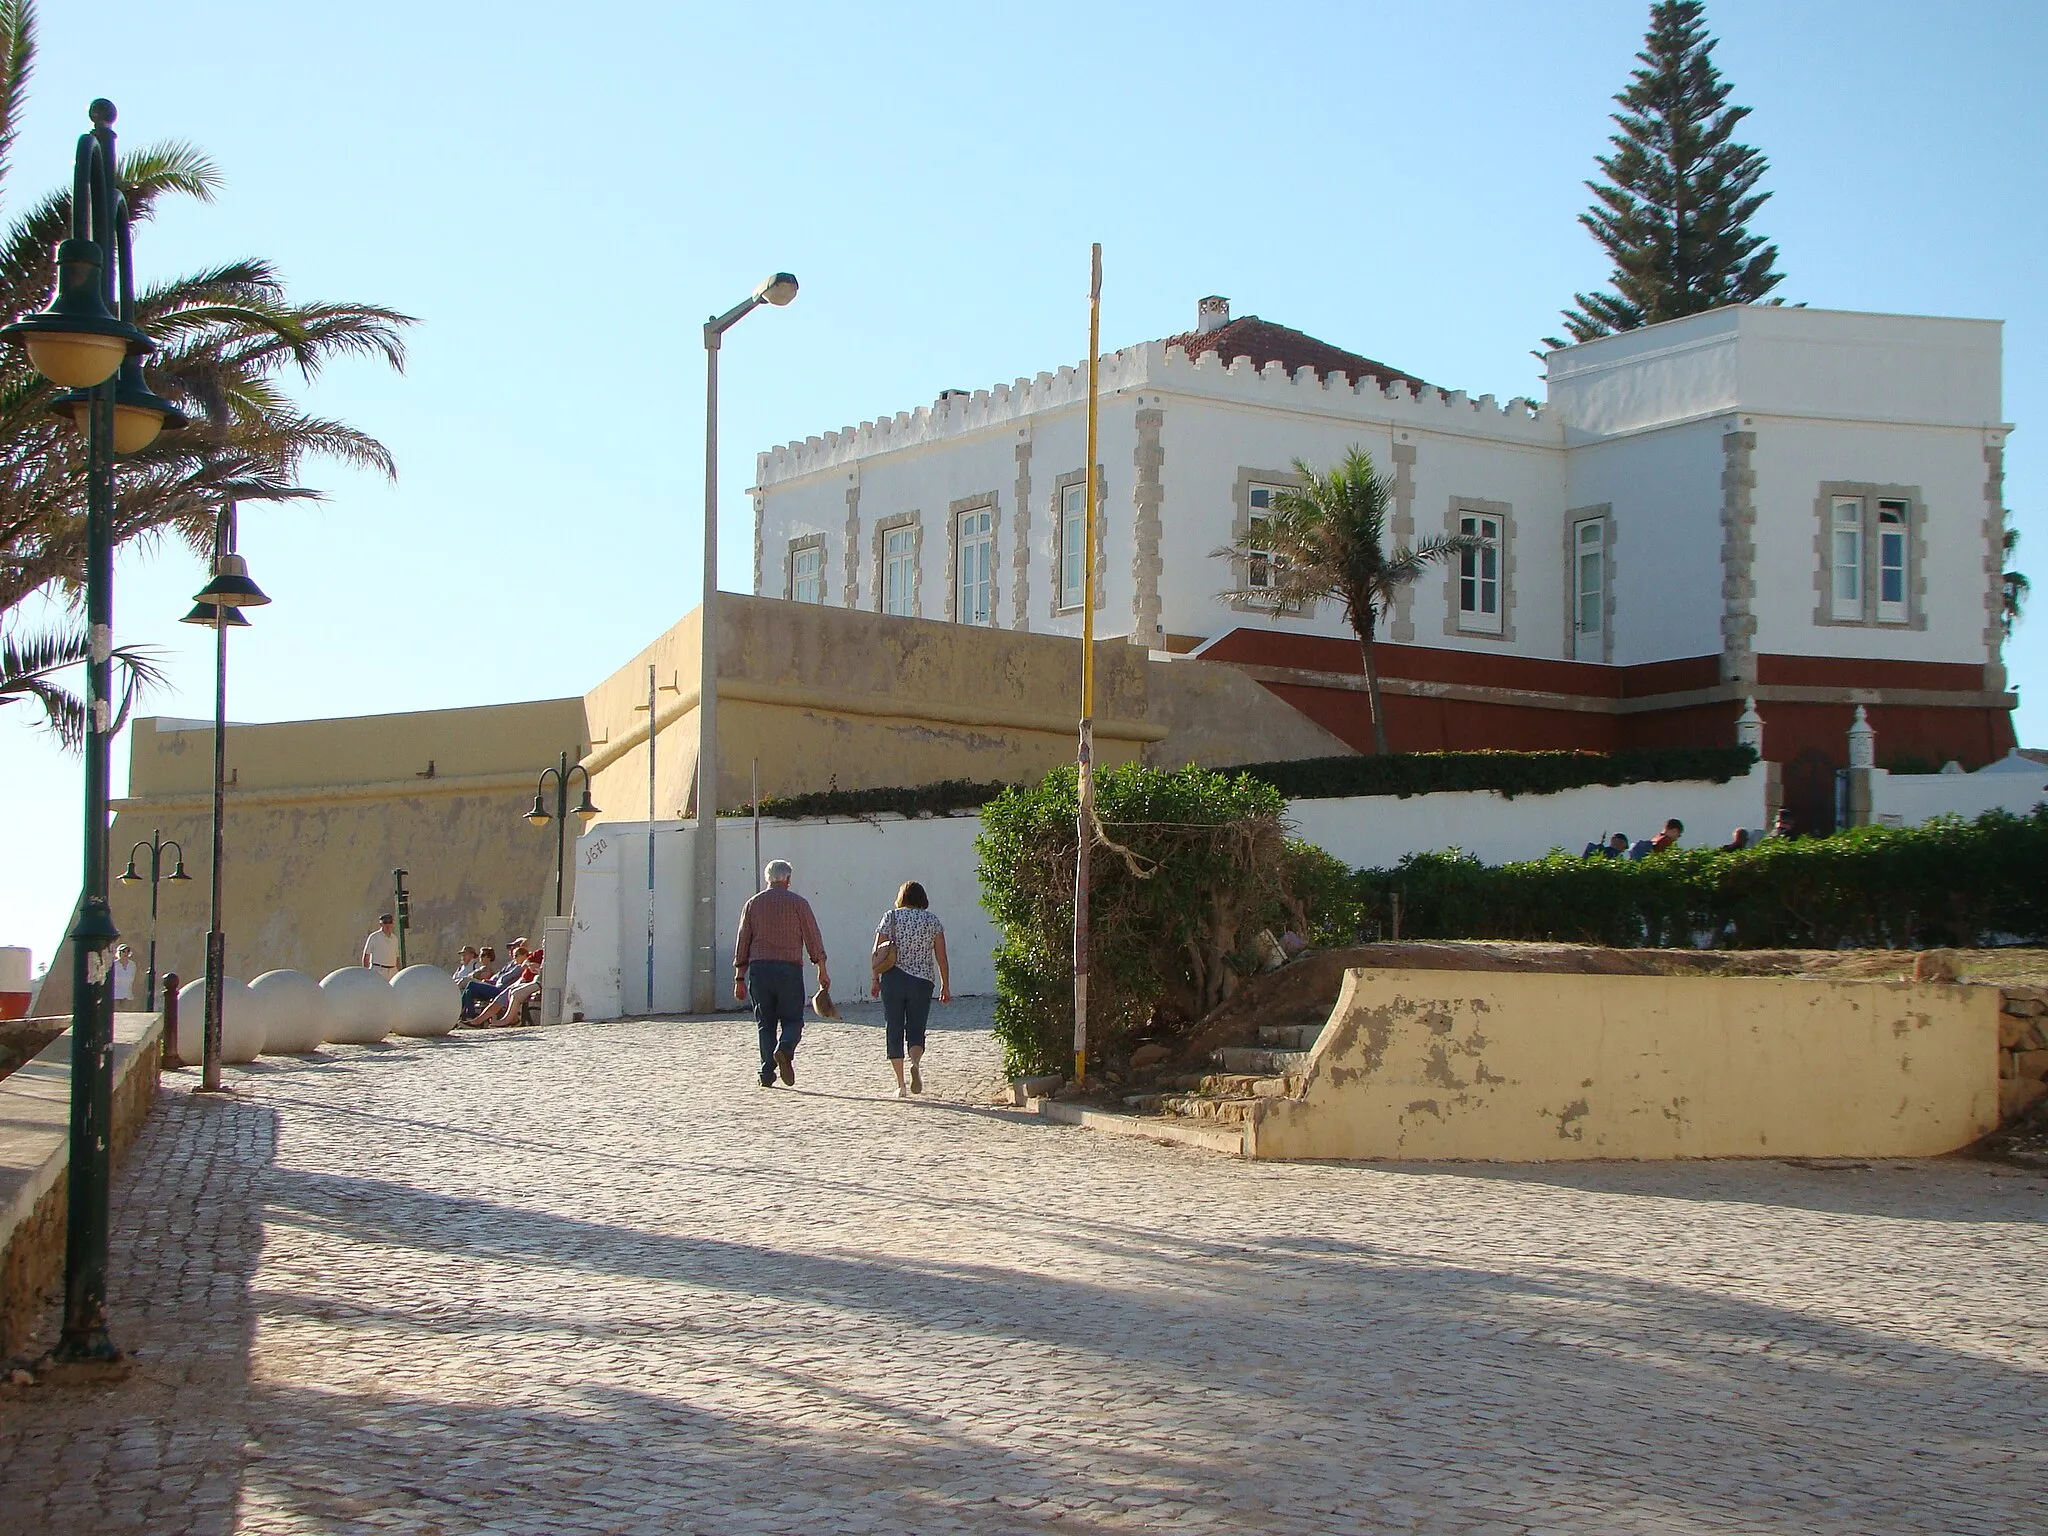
[55,700,588,1017]
[1250,969,2002,1161]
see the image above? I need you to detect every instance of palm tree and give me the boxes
[0,624,164,749]
[2003,516,2029,639]
[0,0,413,625]
[1216,446,1479,755]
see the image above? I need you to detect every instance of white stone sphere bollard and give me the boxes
[319,967,394,1044]
[390,966,460,1037]
[250,969,326,1054]
[172,977,264,1064]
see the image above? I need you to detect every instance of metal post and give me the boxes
[57,104,124,1364]
[201,530,228,1094]
[692,327,721,1013]
[392,869,410,968]
[145,832,161,1009]
[751,758,761,894]
[553,750,569,917]
[1072,243,1102,1090]
[646,663,656,1014]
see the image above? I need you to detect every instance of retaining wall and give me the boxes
[0,1014,163,1356]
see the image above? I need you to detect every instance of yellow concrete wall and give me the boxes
[1249,969,2003,1161]
[1141,657,1352,770]
[38,699,591,1017]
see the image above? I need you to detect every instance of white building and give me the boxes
[754,299,2016,833]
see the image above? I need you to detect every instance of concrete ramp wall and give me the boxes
[1249,969,2002,1161]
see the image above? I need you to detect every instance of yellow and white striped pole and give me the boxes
[1074,244,1101,1088]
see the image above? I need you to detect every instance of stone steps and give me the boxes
[1213,1046,1312,1075]
[1257,1024,1324,1051]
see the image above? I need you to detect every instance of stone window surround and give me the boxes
[841,476,862,610]
[945,490,1000,625]
[1443,495,1516,643]
[1811,481,1927,632]
[1131,405,1166,646]
[1049,466,1107,618]
[1011,432,1033,631]
[785,532,827,605]
[1389,439,1418,642]
[1229,465,1313,619]
[1562,504,1616,663]
[872,509,923,618]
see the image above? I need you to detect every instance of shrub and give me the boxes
[1234,745,1757,801]
[1357,807,2048,949]
[977,763,1314,1078]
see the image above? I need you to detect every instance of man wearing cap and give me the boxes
[361,914,401,974]
[734,859,829,1088]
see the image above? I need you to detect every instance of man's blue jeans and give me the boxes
[748,960,805,1082]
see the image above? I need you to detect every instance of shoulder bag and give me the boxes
[870,909,900,978]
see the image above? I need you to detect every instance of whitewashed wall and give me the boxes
[1870,759,2048,827]
[567,769,1777,1020]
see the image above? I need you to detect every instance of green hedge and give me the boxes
[731,747,1759,822]
[1235,745,1758,801]
[732,778,1012,821]
[1357,807,2048,950]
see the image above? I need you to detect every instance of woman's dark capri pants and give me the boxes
[879,966,933,1060]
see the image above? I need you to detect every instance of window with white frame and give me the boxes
[1572,517,1605,660]
[883,526,917,617]
[956,505,994,625]
[1877,500,1909,623]
[1457,512,1503,633]
[789,542,823,605]
[1831,496,1864,621]
[1246,483,1289,592]
[1058,481,1088,610]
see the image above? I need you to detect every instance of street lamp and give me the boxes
[526,751,599,918]
[117,830,190,1010]
[181,501,268,1094]
[693,272,797,1012]
[0,99,184,1364]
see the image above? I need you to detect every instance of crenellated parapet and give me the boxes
[757,341,1556,486]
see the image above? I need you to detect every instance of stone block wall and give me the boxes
[1997,986,2048,1123]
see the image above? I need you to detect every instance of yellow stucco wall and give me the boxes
[38,699,591,1016]
[1249,969,2004,1161]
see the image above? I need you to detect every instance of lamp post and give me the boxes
[117,830,189,1009]
[0,99,184,1363]
[693,272,798,1013]
[181,501,268,1094]
[526,752,600,918]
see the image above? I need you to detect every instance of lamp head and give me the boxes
[50,354,187,452]
[118,860,140,884]
[572,789,600,824]
[168,861,191,882]
[193,552,269,609]
[526,794,552,827]
[0,238,152,388]
[179,600,250,628]
[754,272,799,307]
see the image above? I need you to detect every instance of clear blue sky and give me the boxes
[4,0,2045,968]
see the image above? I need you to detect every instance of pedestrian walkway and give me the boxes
[3,1005,2045,1534]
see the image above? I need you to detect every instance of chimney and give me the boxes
[1196,296,1230,334]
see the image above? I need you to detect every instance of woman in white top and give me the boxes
[870,881,950,1097]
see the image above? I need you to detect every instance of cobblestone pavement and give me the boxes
[4,1002,2046,1535]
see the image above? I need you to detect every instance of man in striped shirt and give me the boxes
[734,860,830,1087]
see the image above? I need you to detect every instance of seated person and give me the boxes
[1649,818,1684,853]
[1583,831,1630,859]
[1768,809,1796,839]
[461,945,503,1018]
[1719,827,1750,853]
[471,945,543,1028]
[452,946,482,985]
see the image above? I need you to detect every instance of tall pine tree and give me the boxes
[1553,1,1785,345]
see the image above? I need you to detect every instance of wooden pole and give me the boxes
[1073,243,1101,1088]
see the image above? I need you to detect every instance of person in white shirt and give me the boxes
[451,946,482,986]
[361,915,401,973]
[111,944,138,1010]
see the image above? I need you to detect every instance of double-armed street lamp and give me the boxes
[527,752,600,918]
[691,272,797,1012]
[0,99,187,1363]
[181,501,269,1093]
[118,830,190,1009]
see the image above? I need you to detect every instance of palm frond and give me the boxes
[0,0,34,196]
[0,623,165,752]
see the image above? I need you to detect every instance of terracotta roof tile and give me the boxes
[1156,315,1427,392]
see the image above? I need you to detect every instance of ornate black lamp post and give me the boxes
[526,752,600,918]
[0,99,185,1363]
[117,830,189,1009]
[181,501,268,1093]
